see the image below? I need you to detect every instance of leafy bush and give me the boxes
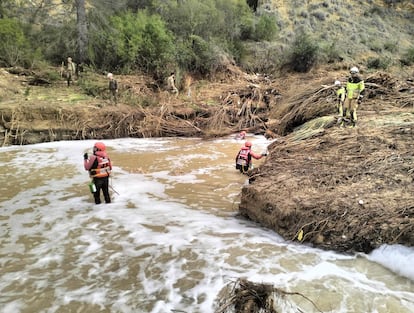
[320,42,343,63]
[148,0,254,74]
[366,57,391,69]
[34,23,77,66]
[0,18,30,67]
[285,31,319,72]
[384,41,398,53]
[400,47,414,65]
[254,14,278,41]
[176,35,216,75]
[90,11,176,77]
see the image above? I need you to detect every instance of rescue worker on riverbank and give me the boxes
[235,141,267,174]
[334,80,345,117]
[167,72,179,95]
[342,66,365,128]
[84,142,112,204]
[64,57,76,86]
[107,73,118,104]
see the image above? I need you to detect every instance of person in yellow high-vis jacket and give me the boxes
[334,80,345,116]
[342,66,365,127]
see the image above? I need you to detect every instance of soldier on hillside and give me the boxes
[63,57,76,86]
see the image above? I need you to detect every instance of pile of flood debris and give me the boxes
[214,278,322,313]
[239,72,414,253]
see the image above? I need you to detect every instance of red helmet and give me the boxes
[94,142,106,152]
[245,141,252,147]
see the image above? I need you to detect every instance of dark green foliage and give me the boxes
[36,23,78,66]
[89,11,175,77]
[320,42,343,63]
[285,32,319,72]
[0,0,413,77]
[0,0,11,18]
[254,14,278,41]
[400,47,414,65]
[176,36,216,75]
[150,0,253,62]
[0,19,31,67]
[384,41,398,53]
[366,57,391,69]
[384,0,406,7]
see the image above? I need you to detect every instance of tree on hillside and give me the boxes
[75,0,88,64]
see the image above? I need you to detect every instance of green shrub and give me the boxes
[0,18,30,67]
[320,42,343,63]
[285,31,319,72]
[384,41,398,53]
[400,47,414,66]
[254,14,278,41]
[95,11,176,77]
[149,0,254,75]
[176,35,216,75]
[366,57,391,70]
[34,22,77,66]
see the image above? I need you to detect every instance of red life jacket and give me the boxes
[236,147,251,167]
[90,155,111,178]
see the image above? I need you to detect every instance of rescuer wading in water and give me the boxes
[235,141,267,174]
[84,142,112,204]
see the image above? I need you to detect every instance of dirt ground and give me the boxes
[1,65,413,255]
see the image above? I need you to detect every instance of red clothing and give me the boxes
[84,150,112,177]
[249,150,263,160]
[235,145,263,173]
[84,150,112,204]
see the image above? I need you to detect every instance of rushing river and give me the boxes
[0,135,413,313]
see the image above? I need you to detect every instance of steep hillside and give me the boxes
[261,0,414,65]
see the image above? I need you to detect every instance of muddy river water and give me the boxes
[0,135,413,313]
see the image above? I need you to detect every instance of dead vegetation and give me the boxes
[239,72,414,253]
[214,278,323,313]
[0,67,280,145]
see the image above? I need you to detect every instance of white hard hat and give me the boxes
[107,73,113,78]
[334,80,341,86]
[350,66,359,74]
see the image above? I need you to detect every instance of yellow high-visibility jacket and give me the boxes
[346,76,365,99]
[336,87,345,102]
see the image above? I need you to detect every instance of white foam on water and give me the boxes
[368,244,414,281]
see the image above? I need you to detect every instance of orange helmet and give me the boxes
[245,141,252,147]
[94,142,106,152]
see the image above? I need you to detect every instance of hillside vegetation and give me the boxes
[0,0,413,80]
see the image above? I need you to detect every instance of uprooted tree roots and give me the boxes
[214,278,323,313]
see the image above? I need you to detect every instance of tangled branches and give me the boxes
[215,278,323,313]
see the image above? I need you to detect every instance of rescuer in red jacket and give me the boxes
[235,141,267,174]
[84,142,112,204]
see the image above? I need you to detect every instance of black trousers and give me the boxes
[236,163,249,174]
[93,176,111,204]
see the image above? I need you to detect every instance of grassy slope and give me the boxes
[267,0,414,64]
